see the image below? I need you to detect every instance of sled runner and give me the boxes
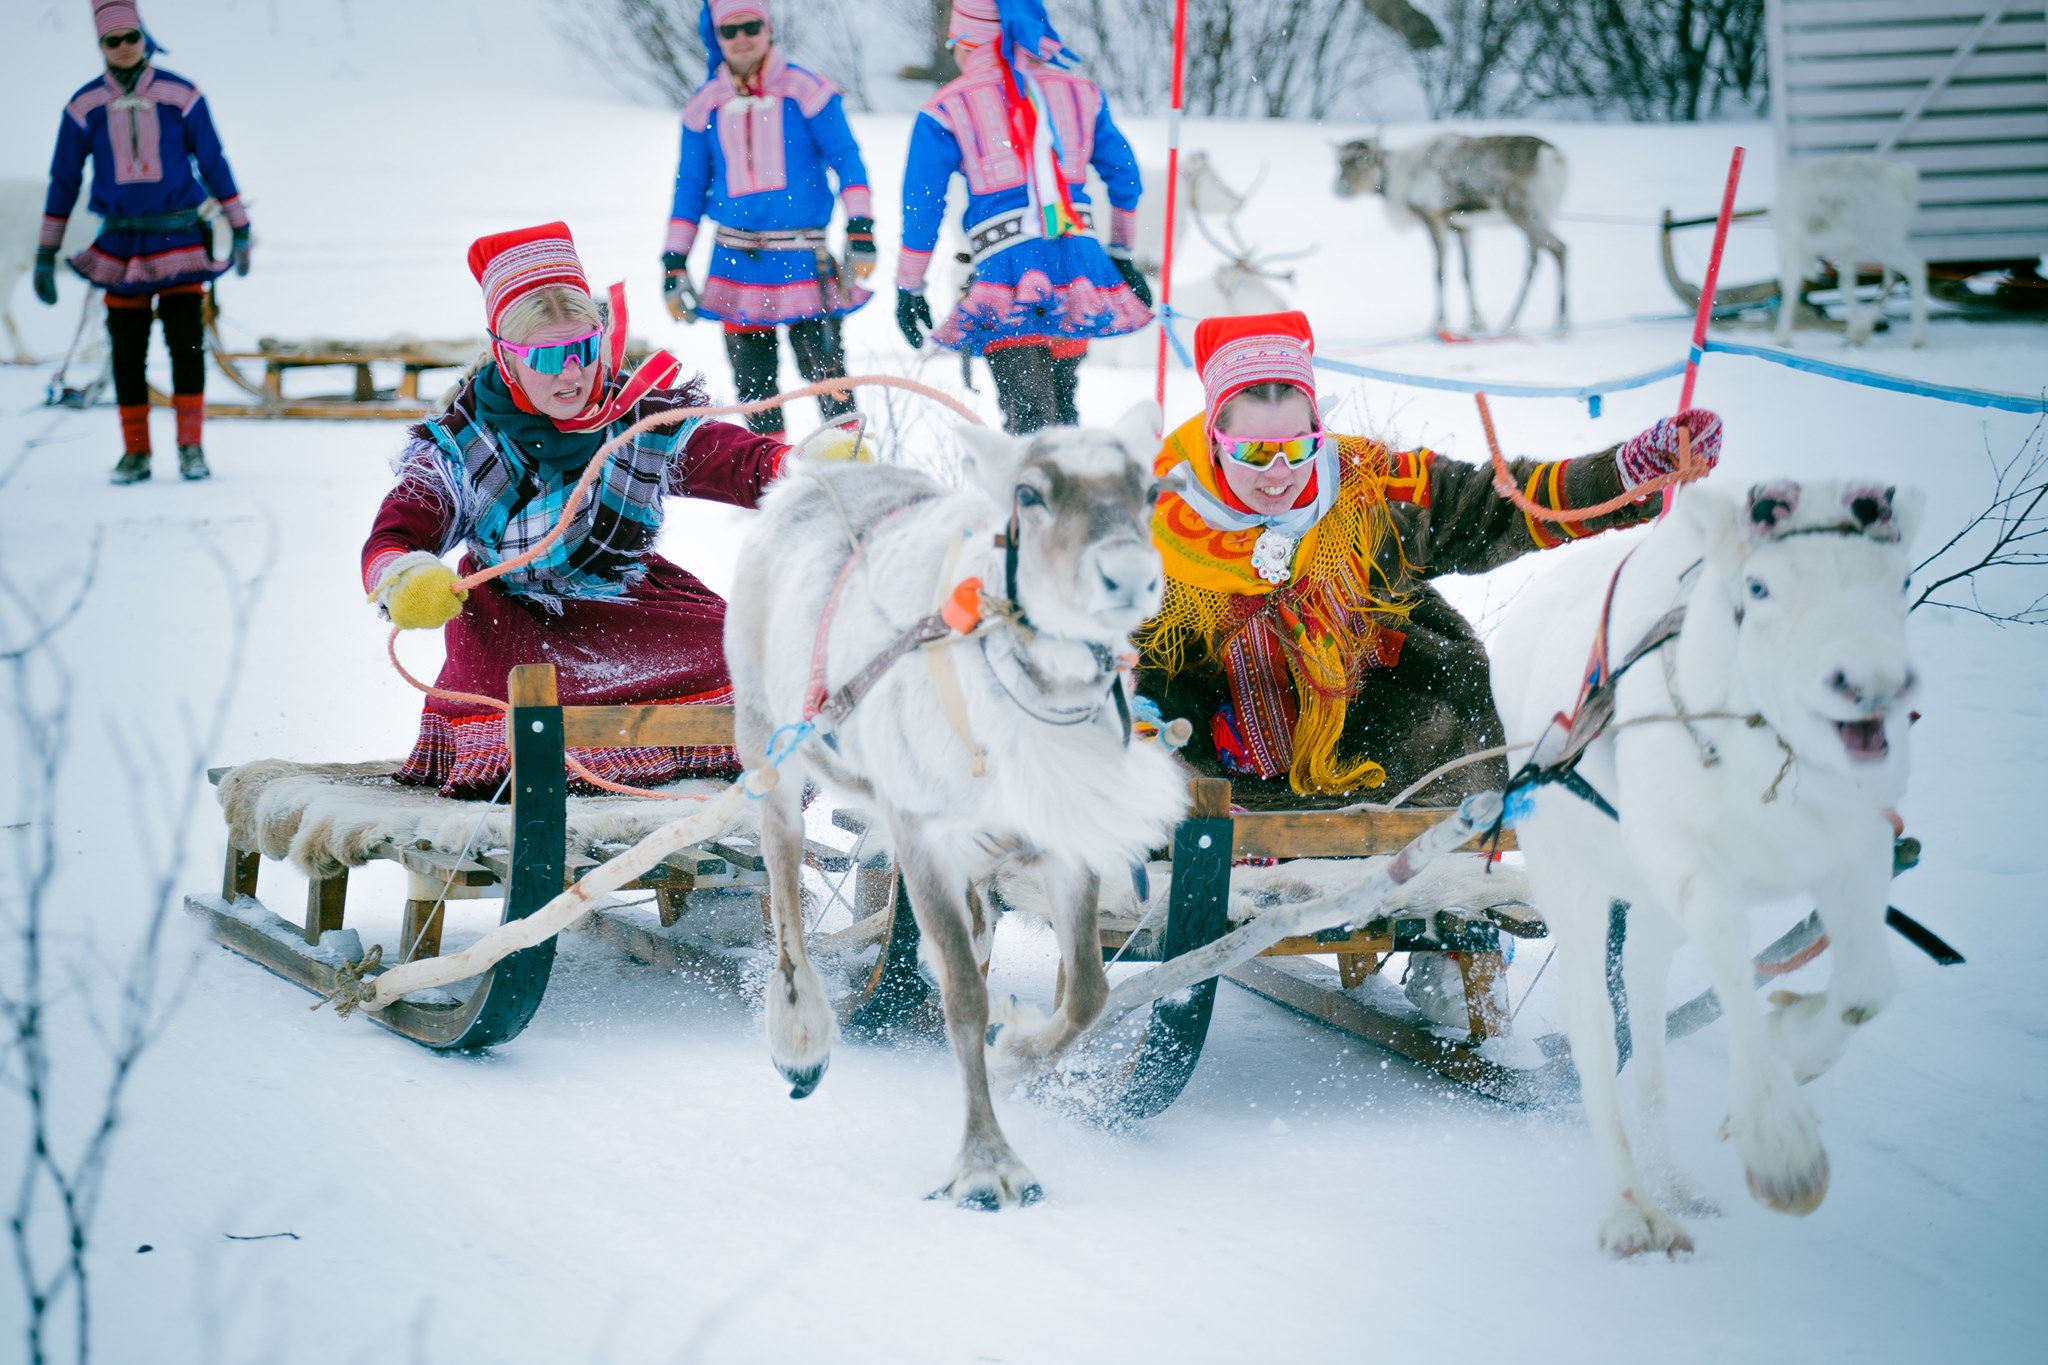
[183,663,900,1049]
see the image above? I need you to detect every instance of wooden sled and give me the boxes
[1660,206,2048,327]
[183,663,912,1049]
[1081,778,1562,1115]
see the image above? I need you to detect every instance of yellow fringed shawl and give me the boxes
[1137,413,1431,796]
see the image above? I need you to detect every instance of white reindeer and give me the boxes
[724,405,1187,1208]
[1334,133,1569,336]
[1491,479,1921,1256]
[1774,155,1929,349]
[1,178,99,363]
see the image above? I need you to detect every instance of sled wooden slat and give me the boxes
[559,704,737,750]
[1230,808,1516,859]
[393,845,497,887]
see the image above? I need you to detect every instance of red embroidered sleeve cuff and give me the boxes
[1110,207,1137,251]
[665,218,699,257]
[362,548,405,596]
[840,185,873,220]
[38,215,68,250]
[895,247,932,291]
[217,196,251,231]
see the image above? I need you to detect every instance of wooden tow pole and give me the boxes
[1151,0,1191,433]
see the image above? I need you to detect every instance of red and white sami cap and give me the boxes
[947,0,1002,48]
[92,0,142,37]
[709,0,769,24]
[1194,311,1317,416]
[467,222,590,336]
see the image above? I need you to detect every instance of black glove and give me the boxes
[1108,248,1152,308]
[33,248,58,307]
[661,251,700,322]
[842,215,877,282]
[230,226,252,277]
[896,289,932,350]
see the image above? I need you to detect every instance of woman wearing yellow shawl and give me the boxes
[1137,311,1723,810]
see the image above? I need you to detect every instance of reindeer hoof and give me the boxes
[1746,1148,1830,1216]
[1598,1194,1694,1259]
[930,1150,1043,1210]
[778,1059,826,1100]
[1842,1004,1874,1026]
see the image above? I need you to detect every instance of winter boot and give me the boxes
[110,450,151,485]
[177,444,212,481]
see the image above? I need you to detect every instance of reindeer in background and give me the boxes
[1335,133,1570,337]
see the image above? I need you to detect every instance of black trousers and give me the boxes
[723,318,858,435]
[984,345,1083,435]
[106,290,205,409]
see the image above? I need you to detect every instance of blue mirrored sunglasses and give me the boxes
[494,327,602,376]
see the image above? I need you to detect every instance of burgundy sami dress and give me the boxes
[361,400,785,798]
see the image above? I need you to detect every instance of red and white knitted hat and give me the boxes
[947,0,1002,47]
[1194,311,1317,417]
[91,0,142,37]
[708,0,769,26]
[467,222,590,336]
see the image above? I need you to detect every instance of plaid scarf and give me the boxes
[420,368,708,608]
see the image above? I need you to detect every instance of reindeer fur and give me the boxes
[1774,155,1929,348]
[1334,133,1568,335]
[1491,479,1921,1256]
[1,178,99,363]
[724,404,1186,1209]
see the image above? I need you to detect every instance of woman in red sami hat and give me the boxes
[1137,310,1723,810]
[358,222,800,797]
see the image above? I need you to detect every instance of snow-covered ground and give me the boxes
[4,3,2047,1362]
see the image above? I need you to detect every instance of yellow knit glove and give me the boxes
[374,552,468,630]
[794,424,876,465]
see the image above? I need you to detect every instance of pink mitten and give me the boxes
[1617,408,1722,488]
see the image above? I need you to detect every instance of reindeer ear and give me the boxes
[1744,481,1801,540]
[1843,484,1905,543]
[955,421,1023,500]
[1681,486,1746,574]
[1110,401,1163,464]
[1886,486,1926,549]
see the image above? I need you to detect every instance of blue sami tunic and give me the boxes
[41,63,249,296]
[667,49,873,326]
[895,46,1149,354]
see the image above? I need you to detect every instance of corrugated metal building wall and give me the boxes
[1769,0,2048,263]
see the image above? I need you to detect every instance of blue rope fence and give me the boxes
[1156,307,2048,417]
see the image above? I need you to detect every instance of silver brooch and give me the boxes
[1250,528,1296,585]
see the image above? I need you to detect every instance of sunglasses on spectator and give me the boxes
[494,328,603,376]
[718,20,765,38]
[1212,429,1326,470]
[101,29,143,49]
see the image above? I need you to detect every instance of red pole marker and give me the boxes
[1666,144,1745,519]
[1152,0,1190,433]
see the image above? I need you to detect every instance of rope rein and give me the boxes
[1473,390,1707,524]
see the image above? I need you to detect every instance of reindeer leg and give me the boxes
[1774,238,1807,347]
[2,305,29,364]
[1766,828,1896,1085]
[1899,253,1929,347]
[1623,905,1718,1218]
[1502,231,1537,335]
[988,861,1106,1061]
[1453,225,1487,334]
[1675,877,1829,1218]
[896,822,1041,1210]
[1551,231,1569,335]
[754,741,837,1099]
[1422,215,1451,335]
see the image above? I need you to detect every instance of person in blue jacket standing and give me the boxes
[895,0,1151,434]
[36,0,253,484]
[663,0,875,436]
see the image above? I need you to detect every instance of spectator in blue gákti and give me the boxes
[895,0,1152,435]
[36,0,253,484]
[662,0,876,437]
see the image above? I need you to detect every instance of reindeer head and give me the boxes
[1685,479,1924,791]
[955,403,1165,646]
[1333,138,1387,200]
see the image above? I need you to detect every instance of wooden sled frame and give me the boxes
[183,663,897,1049]
[1089,778,1561,1114]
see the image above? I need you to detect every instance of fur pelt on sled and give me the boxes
[216,759,751,880]
[989,848,1532,928]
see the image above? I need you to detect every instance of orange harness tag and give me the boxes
[941,576,984,634]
